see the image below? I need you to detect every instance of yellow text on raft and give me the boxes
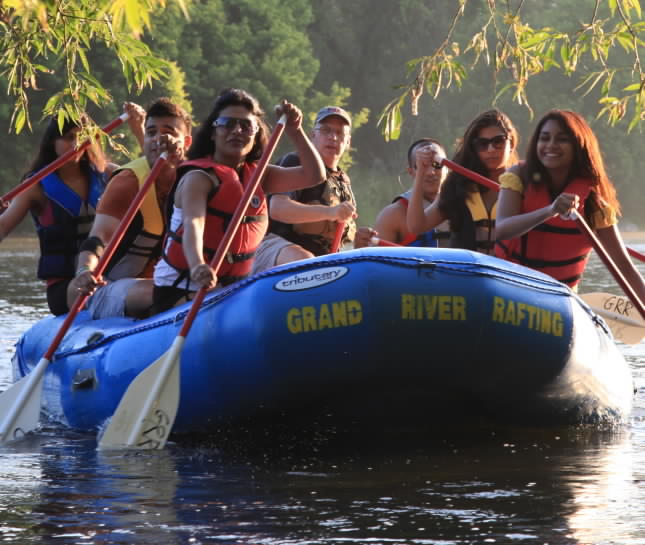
[287,299,363,334]
[491,296,563,337]
[401,294,467,321]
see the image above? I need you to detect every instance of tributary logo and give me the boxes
[274,266,348,292]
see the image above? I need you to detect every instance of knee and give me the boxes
[276,245,314,266]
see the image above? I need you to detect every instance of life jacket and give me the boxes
[162,158,268,286]
[394,190,450,247]
[104,156,165,280]
[269,153,356,255]
[495,177,593,287]
[449,189,497,254]
[32,167,105,281]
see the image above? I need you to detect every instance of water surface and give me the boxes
[1,236,643,545]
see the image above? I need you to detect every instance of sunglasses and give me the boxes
[212,116,259,134]
[473,134,509,151]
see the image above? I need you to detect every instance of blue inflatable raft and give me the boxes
[12,247,634,434]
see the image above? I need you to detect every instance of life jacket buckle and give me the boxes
[226,252,234,264]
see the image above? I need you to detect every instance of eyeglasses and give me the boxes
[473,134,509,151]
[213,116,259,134]
[315,125,349,139]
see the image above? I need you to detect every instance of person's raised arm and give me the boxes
[269,194,355,224]
[124,102,146,151]
[263,101,325,194]
[496,186,579,240]
[406,147,446,235]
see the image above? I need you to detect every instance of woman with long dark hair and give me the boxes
[0,105,144,315]
[151,88,325,312]
[0,116,114,315]
[496,109,644,298]
[406,109,519,254]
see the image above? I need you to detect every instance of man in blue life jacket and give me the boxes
[354,138,449,248]
[251,106,356,273]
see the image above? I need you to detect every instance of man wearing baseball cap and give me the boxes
[251,106,356,273]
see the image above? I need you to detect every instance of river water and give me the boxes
[0,237,643,545]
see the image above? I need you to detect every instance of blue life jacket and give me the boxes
[32,167,106,280]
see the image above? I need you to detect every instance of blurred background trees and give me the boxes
[2,0,643,229]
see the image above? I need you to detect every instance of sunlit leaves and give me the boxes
[1,0,186,133]
[380,0,645,140]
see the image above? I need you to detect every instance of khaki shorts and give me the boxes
[86,277,139,319]
[251,233,298,274]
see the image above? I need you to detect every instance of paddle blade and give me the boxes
[580,292,645,345]
[0,358,48,443]
[98,337,183,450]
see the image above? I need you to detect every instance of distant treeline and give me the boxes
[1,0,642,228]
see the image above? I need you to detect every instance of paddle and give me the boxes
[571,209,645,321]
[580,292,645,345]
[0,152,168,444]
[330,221,345,253]
[98,115,288,450]
[0,113,129,205]
[628,247,645,263]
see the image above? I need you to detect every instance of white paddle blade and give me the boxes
[580,292,645,345]
[0,358,48,444]
[98,338,183,450]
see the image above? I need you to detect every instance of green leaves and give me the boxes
[381,0,645,139]
[1,0,181,133]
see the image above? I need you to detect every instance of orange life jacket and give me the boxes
[163,158,268,286]
[495,178,593,287]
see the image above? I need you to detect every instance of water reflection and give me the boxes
[0,237,643,544]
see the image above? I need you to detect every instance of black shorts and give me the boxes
[150,284,191,315]
[46,279,71,316]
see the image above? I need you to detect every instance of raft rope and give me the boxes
[51,253,585,358]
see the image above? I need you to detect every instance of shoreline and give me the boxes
[3,232,645,250]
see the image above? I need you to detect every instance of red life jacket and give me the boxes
[495,178,593,287]
[394,194,449,247]
[163,158,268,286]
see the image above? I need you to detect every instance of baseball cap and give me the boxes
[314,106,352,128]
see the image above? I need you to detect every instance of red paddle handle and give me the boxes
[330,222,345,253]
[628,247,645,263]
[178,117,287,337]
[43,153,168,360]
[573,211,645,320]
[435,157,500,192]
[1,113,129,204]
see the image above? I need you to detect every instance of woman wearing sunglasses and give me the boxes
[496,109,644,298]
[151,88,325,313]
[406,109,519,254]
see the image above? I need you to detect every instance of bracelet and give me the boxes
[76,265,91,277]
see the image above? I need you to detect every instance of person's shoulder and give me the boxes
[375,201,405,226]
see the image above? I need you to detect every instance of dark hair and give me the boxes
[146,97,192,133]
[439,109,518,232]
[522,109,620,224]
[407,138,443,169]
[187,88,268,163]
[27,114,107,176]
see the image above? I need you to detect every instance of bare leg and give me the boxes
[124,278,155,318]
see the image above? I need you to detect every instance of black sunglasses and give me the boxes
[473,134,508,151]
[212,116,258,134]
